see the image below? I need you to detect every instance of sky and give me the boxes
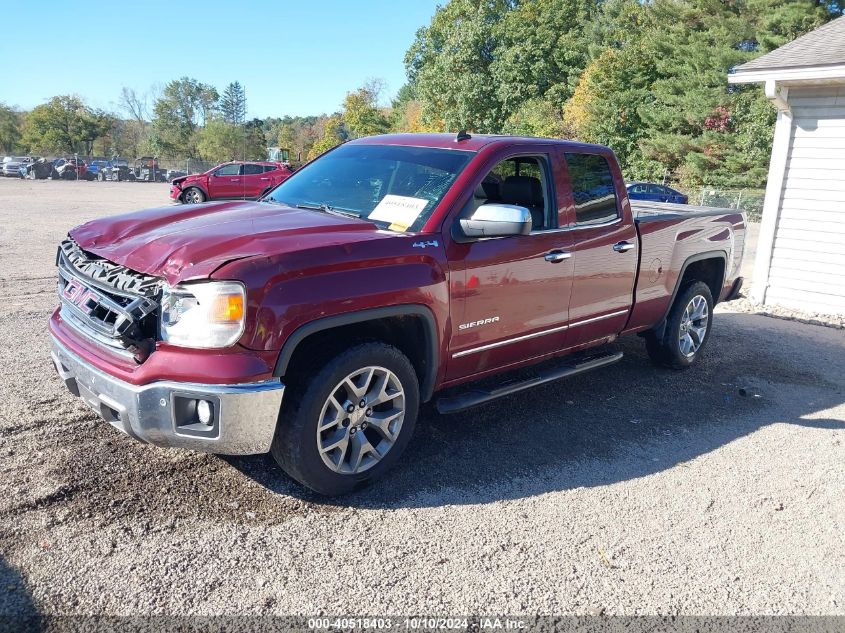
[0,0,442,119]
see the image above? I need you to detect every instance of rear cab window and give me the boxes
[564,153,620,226]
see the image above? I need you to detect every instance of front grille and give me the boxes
[57,238,161,361]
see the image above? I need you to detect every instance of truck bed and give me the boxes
[624,200,746,335]
[631,200,740,220]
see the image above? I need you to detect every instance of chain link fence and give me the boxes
[695,188,765,222]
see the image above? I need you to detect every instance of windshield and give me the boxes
[264,144,474,232]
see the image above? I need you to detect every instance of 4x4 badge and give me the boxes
[412,240,439,249]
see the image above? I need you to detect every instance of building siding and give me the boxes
[766,85,845,314]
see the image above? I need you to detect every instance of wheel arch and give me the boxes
[649,250,726,340]
[181,183,209,201]
[273,305,439,402]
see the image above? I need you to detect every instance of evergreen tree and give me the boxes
[220,81,247,125]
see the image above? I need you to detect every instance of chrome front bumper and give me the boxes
[49,336,285,455]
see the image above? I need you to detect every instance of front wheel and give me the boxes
[271,342,420,495]
[182,187,205,204]
[646,281,714,369]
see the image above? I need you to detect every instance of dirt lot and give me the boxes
[0,179,843,620]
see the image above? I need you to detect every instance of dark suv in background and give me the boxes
[627,182,688,204]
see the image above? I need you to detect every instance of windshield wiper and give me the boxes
[295,202,361,220]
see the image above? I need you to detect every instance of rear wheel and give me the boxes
[271,342,419,496]
[646,281,713,369]
[182,187,205,204]
[97,171,105,181]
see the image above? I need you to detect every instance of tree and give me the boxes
[116,87,151,158]
[388,83,422,133]
[503,98,569,138]
[307,115,346,160]
[119,87,148,123]
[271,115,323,163]
[220,81,247,124]
[563,45,658,176]
[150,77,219,157]
[22,96,113,155]
[342,80,390,138]
[561,0,839,188]
[747,0,844,52]
[405,0,512,132]
[197,117,265,162]
[491,0,595,120]
[0,103,23,154]
[403,0,841,189]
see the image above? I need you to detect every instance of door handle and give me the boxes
[544,250,572,263]
[613,241,635,253]
[260,177,270,181]
[230,179,240,182]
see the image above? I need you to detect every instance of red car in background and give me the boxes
[170,161,293,204]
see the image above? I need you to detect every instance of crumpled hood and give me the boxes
[69,200,384,285]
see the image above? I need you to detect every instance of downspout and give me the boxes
[751,79,792,305]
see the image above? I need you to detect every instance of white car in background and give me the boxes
[2,156,34,178]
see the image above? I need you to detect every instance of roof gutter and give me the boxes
[764,79,790,113]
[728,63,845,85]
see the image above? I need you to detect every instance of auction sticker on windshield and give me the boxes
[368,195,429,231]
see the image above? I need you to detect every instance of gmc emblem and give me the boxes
[63,280,100,316]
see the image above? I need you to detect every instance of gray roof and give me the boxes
[733,16,845,73]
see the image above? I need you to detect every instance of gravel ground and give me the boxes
[0,179,843,621]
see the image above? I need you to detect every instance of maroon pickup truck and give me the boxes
[49,133,745,495]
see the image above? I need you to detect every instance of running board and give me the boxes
[435,351,623,414]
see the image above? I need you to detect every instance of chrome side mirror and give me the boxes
[456,203,533,241]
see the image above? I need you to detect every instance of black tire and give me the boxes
[645,281,714,370]
[271,342,420,496]
[182,187,205,204]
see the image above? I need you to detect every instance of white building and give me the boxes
[729,16,845,316]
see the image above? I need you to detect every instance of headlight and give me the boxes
[160,281,246,348]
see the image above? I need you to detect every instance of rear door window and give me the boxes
[243,164,264,175]
[564,153,620,226]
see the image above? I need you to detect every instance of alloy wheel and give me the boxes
[316,366,405,474]
[678,294,709,357]
[185,190,203,204]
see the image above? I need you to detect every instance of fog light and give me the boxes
[197,400,213,425]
